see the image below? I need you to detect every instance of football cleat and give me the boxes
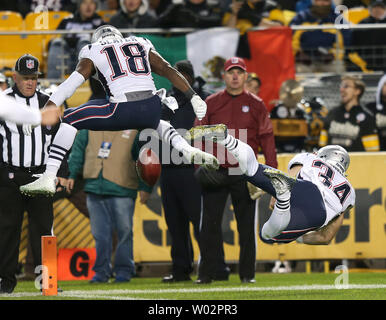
[263,168,296,196]
[183,148,219,171]
[20,174,56,197]
[185,124,228,142]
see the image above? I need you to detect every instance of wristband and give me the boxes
[183,88,196,100]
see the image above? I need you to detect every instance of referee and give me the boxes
[0,54,67,293]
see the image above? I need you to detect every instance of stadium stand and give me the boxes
[24,11,73,73]
[0,11,23,30]
[0,11,25,69]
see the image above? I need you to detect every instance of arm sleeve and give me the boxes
[49,71,86,107]
[0,95,42,125]
[68,130,88,179]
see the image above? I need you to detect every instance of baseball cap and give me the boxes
[14,54,42,76]
[224,57,247,72]
[369,0,385,7]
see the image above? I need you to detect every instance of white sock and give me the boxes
[156,120,194,155]
[261,199,291,239]
[46,123,78,178]
[217,134,258,176]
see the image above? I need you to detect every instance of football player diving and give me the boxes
[188,124,355,245]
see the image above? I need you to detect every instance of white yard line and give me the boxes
[2,284,386,299]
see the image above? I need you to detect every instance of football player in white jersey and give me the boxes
[188,124,356,245]
[20,25,218,196]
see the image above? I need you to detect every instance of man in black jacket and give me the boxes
[160,60,212,283]
[159,0,222,28]
[319,76,380,152]
[349,0,386,71]
[0,54,67,294]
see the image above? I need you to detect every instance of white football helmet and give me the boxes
[91,25,123,43]
[317,145,350,175]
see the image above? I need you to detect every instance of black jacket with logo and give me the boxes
[323,104,377,151]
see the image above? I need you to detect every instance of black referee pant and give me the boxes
[160,166,202,278]
[198,171,257,281]
[0,165,53,292]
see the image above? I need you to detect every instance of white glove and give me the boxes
[22,124,33,136]
[191,94,207,121]
[155,88,179,113]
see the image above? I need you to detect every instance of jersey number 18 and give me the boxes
[101,43,150,80]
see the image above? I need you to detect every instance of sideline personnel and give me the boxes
[194,57,278,284]
[0,54,67,294]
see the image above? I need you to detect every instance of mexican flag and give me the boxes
[142,28,240,92]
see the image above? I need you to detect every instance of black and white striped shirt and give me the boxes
[0,85,58,168]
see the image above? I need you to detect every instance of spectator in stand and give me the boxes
[46,0,105,79]
[365,74,386,150]
[160,60,211,283]
[148,0,172,17]
[109,0,159,32]
[158,0,222,28]
[222,0,283,34]
[244,72,261,96]
[348,0,386,72]
[319,75,380,152]
[290,0,351,73]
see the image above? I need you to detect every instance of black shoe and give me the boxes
[194,277,212,284]
[241,278,256,283]
[162,274,191,283]
[0,279,15,294]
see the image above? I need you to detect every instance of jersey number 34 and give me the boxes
[101,43,150,80]
[312,160,351,205]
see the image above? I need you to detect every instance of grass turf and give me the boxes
[1,272,385,300]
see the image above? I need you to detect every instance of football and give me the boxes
[136,148,161,187]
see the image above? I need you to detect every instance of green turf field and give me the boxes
[1,272,385,300]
